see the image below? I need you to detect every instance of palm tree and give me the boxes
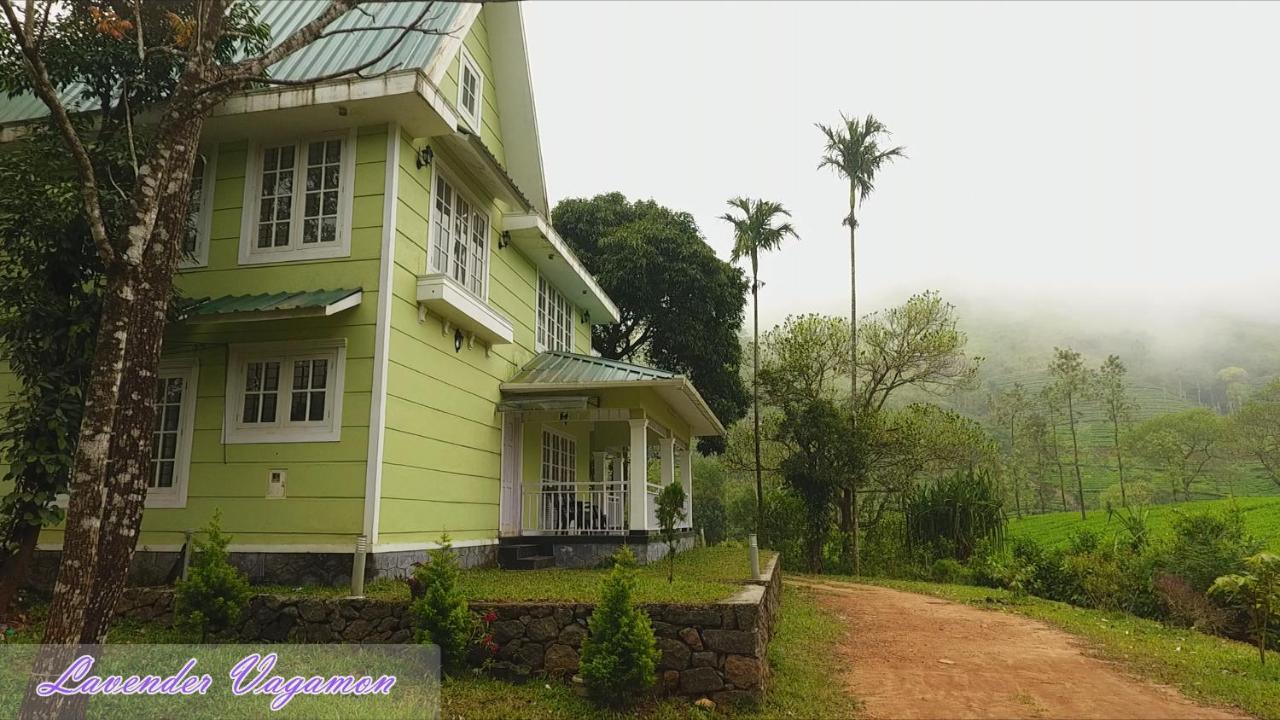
[817,114,905,575]
[720,198,799,548]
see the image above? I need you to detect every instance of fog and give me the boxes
[522,1,1280,332]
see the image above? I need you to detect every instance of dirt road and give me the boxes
[790,578,1248,720]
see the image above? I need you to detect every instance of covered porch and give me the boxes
[496,352,724,564]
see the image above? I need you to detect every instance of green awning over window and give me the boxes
[183,288,362,324]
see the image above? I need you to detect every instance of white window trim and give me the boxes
[540,425,578,488]
[536,273,575,353]
[180,147,216,269]
[223,339,347,444]
[147,360,199,509]
[456,47,484,131]
[426,161,492,301]
[238,129,357,266]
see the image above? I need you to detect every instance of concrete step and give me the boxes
[506,554,555,570]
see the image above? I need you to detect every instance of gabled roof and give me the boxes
[0,1,468,126]
[502,352,725,437]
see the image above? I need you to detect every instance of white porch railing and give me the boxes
[523,481,628,535]
[646,481,662,531]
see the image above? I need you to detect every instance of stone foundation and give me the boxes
[27,543,496,592]
[547,532,697,568]
[115,554,782,704]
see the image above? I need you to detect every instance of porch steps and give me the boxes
[497,541,555,570]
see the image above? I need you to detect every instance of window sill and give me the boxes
[417,272,515,346]
[224,426,342,445]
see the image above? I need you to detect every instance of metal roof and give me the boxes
[501,352,725,437]
[0,1,466,125]
[507,352,677,385]
[184,288,362,323]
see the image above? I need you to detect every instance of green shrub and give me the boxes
[904,469,1006,562]
[174,510,251,642]
[929,558,971,585]
[1209,552,1280,664]
[409,535,476,674]
[1158,505,1261,593]
[580,547,658,706]
[654,481,687,583]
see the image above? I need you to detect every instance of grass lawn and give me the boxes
[258,546,775,605]
[438,585,856,719]
[1008,496,1280,552]
[863,578,1280,720]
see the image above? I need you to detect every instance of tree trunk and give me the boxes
[848,186,860,576]
[751,264,765,548]
[1010,414,1022,520]
[1066,392,1086,519]
[1049,414,1068,511]
[1112,418,1127,507]
[0,521,40,620]
[22,113,200,720]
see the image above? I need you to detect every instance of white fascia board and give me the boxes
[501,378,724,437]
[502,212,620,324]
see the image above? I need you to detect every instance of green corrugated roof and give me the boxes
[186,288,360,321]
[0,1,467,125]
[507,352,677,385]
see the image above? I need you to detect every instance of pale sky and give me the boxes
[521,1,1280,330]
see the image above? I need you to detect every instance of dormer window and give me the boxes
[457,48,483,129]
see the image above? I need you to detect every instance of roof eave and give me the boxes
[500,377,724,437]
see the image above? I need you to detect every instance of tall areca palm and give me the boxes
[817,114,905,575]
[721,197,799,547]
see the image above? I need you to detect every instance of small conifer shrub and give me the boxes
[579,547,659,706]
[409,534,476,674]
[174,509,251,642]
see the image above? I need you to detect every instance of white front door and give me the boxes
[499,414,522,536]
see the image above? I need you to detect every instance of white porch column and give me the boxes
[592,452,607,485]
[680,440,695,528]
[658,437,676,489]
[628,419,648,531]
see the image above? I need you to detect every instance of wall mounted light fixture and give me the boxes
[415,146,433,169]
[498,231,511,250]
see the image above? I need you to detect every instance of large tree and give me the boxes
[1232,379,1280,489]
[1129,408,1225,501]
[0,127,107,619]
[1048,347,1093,519]
[720,197,797,544]
[992,383,1030,519]
[816,115,904,575]
[553,192,750,453]
[1097,355,1135,507]
[0,3,455,712]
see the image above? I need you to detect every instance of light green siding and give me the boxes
[37,126,390,550]
[440,9,505,165]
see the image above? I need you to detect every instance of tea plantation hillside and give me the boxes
[979,373,1279,512]
[1007,496,1280,552]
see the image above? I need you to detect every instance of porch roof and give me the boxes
[181,288,362,324]
[501,352,725,436]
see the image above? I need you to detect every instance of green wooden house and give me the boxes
[0,1,722,584]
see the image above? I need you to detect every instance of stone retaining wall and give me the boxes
[116,555,782,704]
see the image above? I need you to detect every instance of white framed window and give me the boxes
[537,275,574,352]
[540,427,577,489]
[428,166,490,299]
[180,148,215,269]
[148,361,198,508]
[457,48,484,130]
[224,340,346,444]
[238,131,356,265]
